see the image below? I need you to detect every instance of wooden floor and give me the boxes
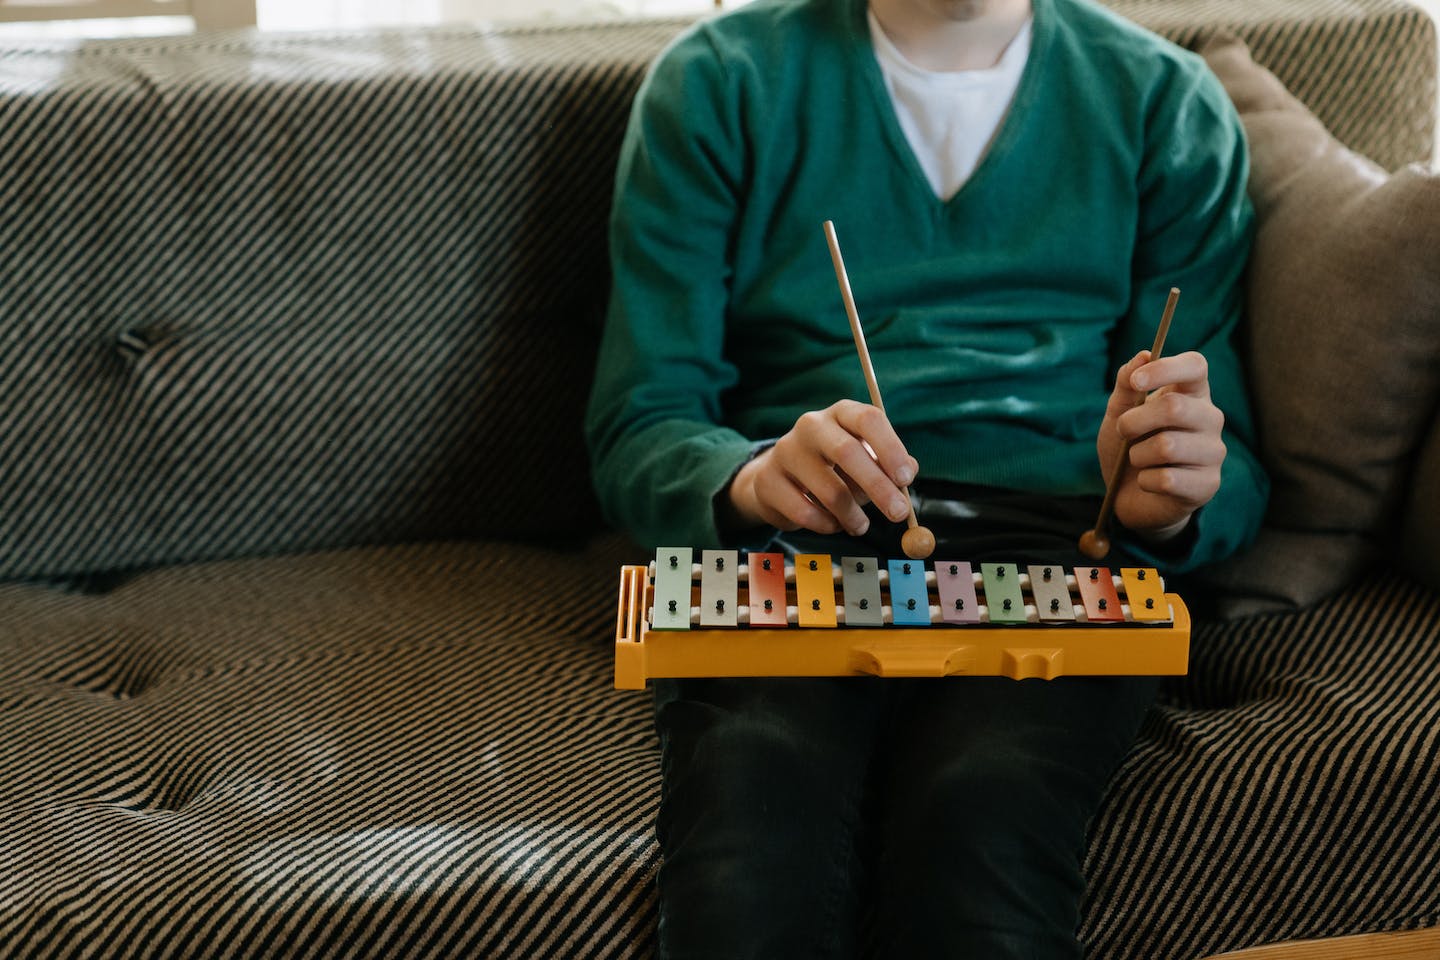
[1204,928,1440,959]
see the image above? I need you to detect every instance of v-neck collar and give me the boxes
[851,0,1053,211]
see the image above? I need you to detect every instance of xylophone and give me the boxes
[613,548,1190,689]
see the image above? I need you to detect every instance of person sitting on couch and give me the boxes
[584,0,1270,954]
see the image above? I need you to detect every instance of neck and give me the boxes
[869,0,1033,71]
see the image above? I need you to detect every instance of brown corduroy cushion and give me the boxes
[1198,34,1440,613]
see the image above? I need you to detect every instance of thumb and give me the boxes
[1107,350,1151,417]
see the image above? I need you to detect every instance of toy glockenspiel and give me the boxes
[613,549,1190,689]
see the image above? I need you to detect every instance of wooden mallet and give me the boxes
[822,220,936,561]
[1078,287,1180,560]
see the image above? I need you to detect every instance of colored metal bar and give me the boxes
[980,562,1027,623]
[651,547,694,631]
[795,554,838,628]
[699,549,739,627]
[747,552,789,627]
[935,560,980,624]
[841,556,884,627]
[887,558,931,626]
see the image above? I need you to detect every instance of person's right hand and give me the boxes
[724,400,920,537]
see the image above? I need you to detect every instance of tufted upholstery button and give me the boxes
[113,326,174,362]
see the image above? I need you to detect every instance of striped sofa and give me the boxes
[0,2,1436,957]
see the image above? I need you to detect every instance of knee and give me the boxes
[919,743,1099,847]
[892,744,1097,909]
[657,707,853,851]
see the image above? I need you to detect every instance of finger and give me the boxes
[1133,465,1220,508]
[1118,391,1225,443]
[1130,351,1210,398]
[753,469,844,535]
[794,456,873,535]
[1128,429,1226,472]
[831,446,909,523]
[1106,350,1152,418]
[786,415,889,531]
[840,471,871,508]
[830,400,918,487]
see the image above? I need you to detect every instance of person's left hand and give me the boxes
[1097,349,1226,540]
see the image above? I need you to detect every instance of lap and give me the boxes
[653,485,1163,958]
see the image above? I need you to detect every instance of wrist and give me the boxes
[713,440,777,541]
[1134,515,1192,543]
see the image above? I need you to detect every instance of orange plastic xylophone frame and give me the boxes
[613,563,1190,689]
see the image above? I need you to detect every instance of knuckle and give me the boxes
[1159,392,1186,418]
[1155,433,1180,463]
[820,434,856,465]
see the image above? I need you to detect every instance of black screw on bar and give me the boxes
[1146,597,1155,609]
[809,559,818,571]
[859,598,869,610]
[903,562,912,575]
[949,564,958,576]
[812,598,821,610]
[907,598,917,610]
[716,599,725,612]
[668,600,677,613]
[856,561,865,572]
[1051,598,1060,612]
[1090,569,1100,581]
[955,598,965,610]
[1003,598,1012,611]
[997,566,1006,578]
[670,555,678,568]
[716,557,724,571]
[1099,598,1108,610]
[1043,567,1053,580]
[764,599,773,611]
[763,558,772,571]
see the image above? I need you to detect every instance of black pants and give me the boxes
[652,485,1161,959]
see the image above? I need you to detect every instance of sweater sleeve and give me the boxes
[1113,55,1270,573]
[583,26,755,550]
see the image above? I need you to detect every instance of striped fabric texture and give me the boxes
[0,540,659,959]
[0,21,690,579]
[2,1,1439,958]
[1,540,1437,957]
[0,0,1435,580]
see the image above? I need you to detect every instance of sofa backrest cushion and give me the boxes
[0,23,683,578]
[1196,34,1440,615]
[0,1,1434,579]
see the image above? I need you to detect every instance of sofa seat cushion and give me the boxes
[3,545,1438,957]
[0,539,658,958]
[1082,573,1440,955]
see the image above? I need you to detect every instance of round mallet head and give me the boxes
[901,524,936,560]
[1077,528,1111,561]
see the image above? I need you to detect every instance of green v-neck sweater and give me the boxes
[585,0,1269,571]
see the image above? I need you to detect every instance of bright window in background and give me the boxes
[0,0,744,38]
[254,0,737,32]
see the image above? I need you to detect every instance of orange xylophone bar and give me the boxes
[613,548,1190,689]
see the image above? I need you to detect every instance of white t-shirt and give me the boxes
[868,10,1033,200]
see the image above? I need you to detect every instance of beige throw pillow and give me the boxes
[1198,35,1440,614]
